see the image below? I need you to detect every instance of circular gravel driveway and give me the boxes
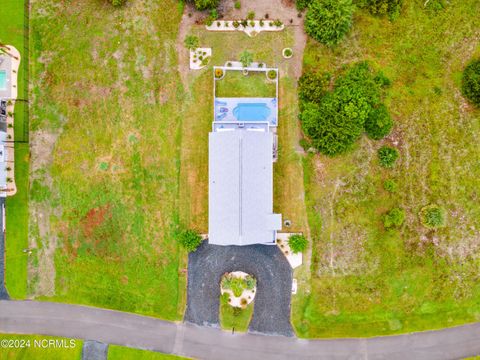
[185,241,294,337]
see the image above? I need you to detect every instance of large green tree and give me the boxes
[305,0,355,46]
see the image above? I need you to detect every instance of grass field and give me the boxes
[219,295,254,332]
[0,334,82,359]
[0,0,29,299]
[215,70,276,98]
[293,0,480,337]
[108,345,188,360]
[27,0,187,319]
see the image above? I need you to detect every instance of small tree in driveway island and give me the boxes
[240,50,253,68]
[178,229,203,252]
[288,234,308,253]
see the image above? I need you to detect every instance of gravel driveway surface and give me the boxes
[185,241,294,337]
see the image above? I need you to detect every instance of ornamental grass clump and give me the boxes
[178,229,202,252]
[288,234,308,253]
[419,204,446,229]
[378,146,399,168]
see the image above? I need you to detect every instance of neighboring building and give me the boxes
[208,66,281,246]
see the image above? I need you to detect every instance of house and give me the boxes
[208,66,281,246]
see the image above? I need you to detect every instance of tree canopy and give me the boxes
[305,0,355,46]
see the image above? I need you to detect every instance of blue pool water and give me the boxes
[233,103,271,122]
[0,71,6,90]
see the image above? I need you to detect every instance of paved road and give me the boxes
[185,242,293,336]
[0,198,9,300]
[1,300,480,359]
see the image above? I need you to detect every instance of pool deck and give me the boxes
[213,66,279,130]
[214,97,278,126]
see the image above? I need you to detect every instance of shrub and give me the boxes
[110,0,126,6]
[419,205,446,229]
[240,50,253,67]
[201,57,210,66]
[298,71,330,106]
[247,11,255,20]
[245,276,256,290]
[383,179,398,193]
[378,146,399,168]
[233,20,240,28]
[296,0,314,10]
[305,0,355,46]
[259,19,264,26]
[425,0,447,11]
[227,62,232,67]
[184,35,199,50]
[234,0,241,9]
[221,274,256,297]
[205,17,213,26]
[283,48,293,57]
[178,229,203,252]
[288,234,308,253]
[267,70,277,79]
[215,68,224,78]
[461,58,480,107]
[210,8,218,19]
[273,19,283,27]
[366,0,402,20]
[365,104,393,140]
[383,207,405,228]
[374,71,391,87]
[249,21,255,27]
[241,19,248,27]
[194,0,219,10]
[300,96,364,156]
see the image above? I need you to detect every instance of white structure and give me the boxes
[208,67,281,246]
[206,20,284,37]
[189,47,212,70]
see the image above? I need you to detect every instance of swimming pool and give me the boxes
[233,102,271,122]
[0,71,6,90]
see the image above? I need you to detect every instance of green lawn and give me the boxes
[0,334,82,359]
[108,345,189,360]
[28,0,187,319]
[293,1,480,337]
[219,295,254,332]
[215,70,276,98]
[0,0,29,299]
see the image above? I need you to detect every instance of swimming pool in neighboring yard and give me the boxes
[233,102,271,122]
[0,71,6,90]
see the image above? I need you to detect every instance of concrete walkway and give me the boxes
[1,300,480,359]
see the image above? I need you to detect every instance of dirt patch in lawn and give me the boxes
[81,205,111,239]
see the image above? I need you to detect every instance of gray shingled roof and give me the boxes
[208,129,282,246]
